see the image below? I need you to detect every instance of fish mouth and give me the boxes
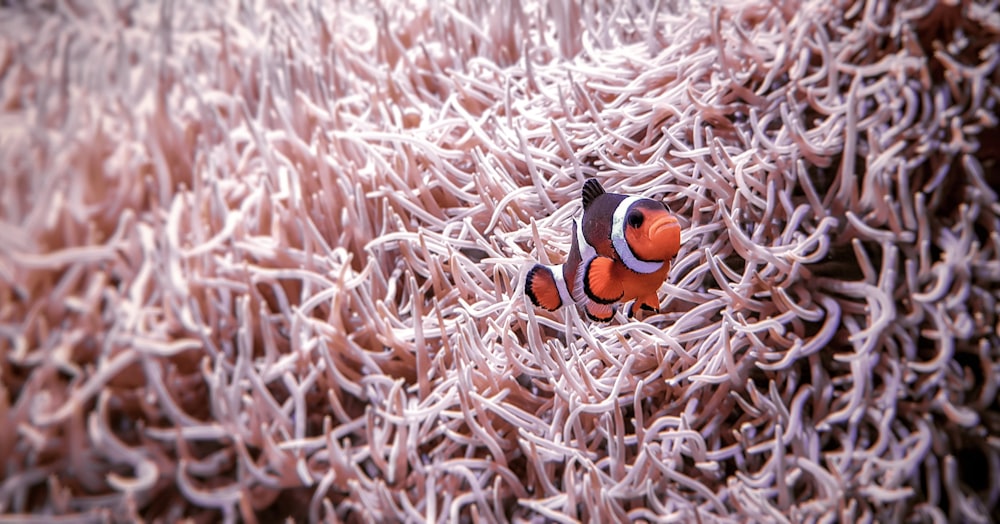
[647,215,681,258]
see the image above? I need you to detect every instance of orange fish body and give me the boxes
[525,179,681,320]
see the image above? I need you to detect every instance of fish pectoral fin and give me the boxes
[628,294,660,318]
[584,301,616,322]
[525,264,563,311]
[583,256,624,305]
[639,293,660,312]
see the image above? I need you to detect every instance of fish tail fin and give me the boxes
[525,264,565,311]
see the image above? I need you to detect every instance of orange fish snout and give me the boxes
[629,212,681,263]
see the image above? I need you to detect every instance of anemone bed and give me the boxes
[1,0,999,522]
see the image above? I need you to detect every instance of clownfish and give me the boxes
[525,179,681,321]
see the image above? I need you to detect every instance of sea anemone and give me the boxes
[1,0,998,521]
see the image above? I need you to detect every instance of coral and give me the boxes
[1,0,998,522]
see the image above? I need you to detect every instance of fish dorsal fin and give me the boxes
[581,179,605,211]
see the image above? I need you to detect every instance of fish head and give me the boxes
[623,200,681,263]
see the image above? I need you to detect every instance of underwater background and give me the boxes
[1,0,998,521]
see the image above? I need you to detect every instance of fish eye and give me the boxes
[628,211,644,228]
